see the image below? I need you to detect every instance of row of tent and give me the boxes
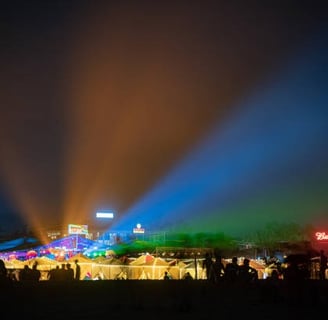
[0,235,195,280]
[3,252,200,280]
[1,234,268,280]
[4,252,173,269]
[3,253,267,281]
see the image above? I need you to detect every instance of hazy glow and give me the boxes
[109,39,328,236]
[0,145,57,244]
[0,3,326,241]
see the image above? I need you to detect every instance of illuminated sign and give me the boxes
[68,224,88,235]
[133,228,145,234]
[315,232,328,241]
[96,212,114,219]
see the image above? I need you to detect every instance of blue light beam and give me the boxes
[110,34,328,236]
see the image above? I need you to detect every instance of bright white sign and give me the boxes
[133,228,145,234]
[96,212,114,219]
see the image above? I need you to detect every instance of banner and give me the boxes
[68,224,88,235]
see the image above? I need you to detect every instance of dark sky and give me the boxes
[1,1,327,237]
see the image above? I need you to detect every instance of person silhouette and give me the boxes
[58,263,67,281]
[74,259,81,280]
[30,262,41,281]
[212,254,225,283]
[48,265,60,281]
[19,265,32,281]
[238,258,258,284]
[0,259,12,286]
[319,250,327,280]
[163,271,170,280]
[224,256,240,283]
[203,252,214,282]
[283,259,305,304]
[0,259,13,299]
[183,272,193,280]
[66,263,74,280]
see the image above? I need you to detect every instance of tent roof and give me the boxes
[4,258,25,268]
[67,253,94,263]
[95,257,123,265]
[129,254,169,266]
[153,257,169,266]
[129,254,155,265]
[27,256,58,266]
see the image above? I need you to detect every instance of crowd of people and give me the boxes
[200,250,328,285]
[0,259,81,283]
[0,250,327,285]
[202,253,259,285]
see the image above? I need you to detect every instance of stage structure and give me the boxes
[95,211,115,245]
[68,224,89,251]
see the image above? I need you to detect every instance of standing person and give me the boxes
[74,259,81,281]
[224,256,240,283]
[30,262,41,281]
[58,263,67,281]
[183,272,193,280]
[212,254,225,283]
[66,263,74,281]
[48,265,60,281]
[283,259,305,304]
[0,259,12,285]
[203,252,214,282]
[0,259,8,278]
[0,259,13,297]
[19,265,32,281]
[238,258,258,284]
[319,250,327,280]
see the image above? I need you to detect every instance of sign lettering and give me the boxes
[315,232,328,241]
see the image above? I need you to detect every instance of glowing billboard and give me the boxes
[96,212,114,219]
[315,232,328,242]
[68,224,88,235]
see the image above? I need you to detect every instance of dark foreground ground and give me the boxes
[2,279,328,319]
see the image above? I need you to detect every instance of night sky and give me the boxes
[1,1,328,238]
